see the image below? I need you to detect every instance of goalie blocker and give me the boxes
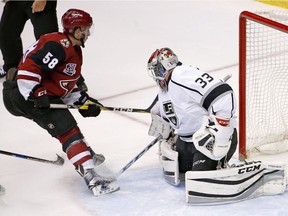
[185,161,287,205]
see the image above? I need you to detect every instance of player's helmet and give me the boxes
[62,9,93,34]
[147,48,178,81]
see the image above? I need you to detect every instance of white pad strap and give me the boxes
[185,161,287,205]
[159,139,180,186]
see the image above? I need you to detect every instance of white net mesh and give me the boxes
[245,10,288,156]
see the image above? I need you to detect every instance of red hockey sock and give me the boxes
[66,141,93,168]
[56,126,93,169]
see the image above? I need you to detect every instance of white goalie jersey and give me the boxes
[157,65,237,140]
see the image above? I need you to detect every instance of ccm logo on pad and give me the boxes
[238,164,261,174]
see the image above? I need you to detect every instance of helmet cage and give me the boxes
[147,48,178,81]
[148,61,165,81]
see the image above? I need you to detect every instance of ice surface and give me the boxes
[1,1,288,216]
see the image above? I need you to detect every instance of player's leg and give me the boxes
[0,1,28,74]
[32,97,119,195]
[3,89,118,196]
[28,0,58,40]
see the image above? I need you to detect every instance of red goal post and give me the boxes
[239,10,288,160]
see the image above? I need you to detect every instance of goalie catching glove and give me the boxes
[148,114,173,139]
[192,115,234,160]
[74,92,103,117]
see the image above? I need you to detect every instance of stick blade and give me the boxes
[54,154,65,166]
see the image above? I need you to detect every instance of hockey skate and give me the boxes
[76,165,119,196]
[87,146,105,166]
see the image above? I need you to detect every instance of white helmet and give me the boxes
[147,48,179,81]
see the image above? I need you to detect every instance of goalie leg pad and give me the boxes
[159,140,180,186]
[185,161,287,205]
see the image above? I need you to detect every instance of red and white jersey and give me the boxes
[157,65,237,139]
[17,32,83,103]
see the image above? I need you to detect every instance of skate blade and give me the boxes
[91,182,120,196]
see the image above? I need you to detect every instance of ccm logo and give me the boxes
[238,164,261,174]
[37,90,47,97]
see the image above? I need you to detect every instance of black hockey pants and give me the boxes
[2,80,77,138]
[176,129,238,172]
[0,0,58,72]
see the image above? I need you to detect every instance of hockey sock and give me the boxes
[66,141,94,169]
[56,126,94,169]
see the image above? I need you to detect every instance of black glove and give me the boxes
[30,84,50,109]
[75,92,102,118]
[77,75,88,92]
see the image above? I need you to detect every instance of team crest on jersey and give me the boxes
[63,63,77,76]
[60,39,70,48]
[163,101,179,127]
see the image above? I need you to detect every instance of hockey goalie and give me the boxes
[146,47,287,205]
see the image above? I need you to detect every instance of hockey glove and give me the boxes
[148,114,173,139]
[30,84,50,109]
[193,115,233,160]
[75,92,103,118]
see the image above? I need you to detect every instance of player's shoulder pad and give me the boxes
[171,65,202,83]
[42,32,72,49]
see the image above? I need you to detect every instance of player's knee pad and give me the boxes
[159,139,180,186]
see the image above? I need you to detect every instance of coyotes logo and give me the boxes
[60,39,70,48]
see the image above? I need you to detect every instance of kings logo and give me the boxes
[63,63,77,76]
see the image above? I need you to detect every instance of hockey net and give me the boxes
[239,10,288,160]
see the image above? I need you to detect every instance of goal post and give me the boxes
[239,10,288,160]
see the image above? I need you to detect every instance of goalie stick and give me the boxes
[50,95,159,114]
[221,73,232,82]
[116,135,162,177]
[0,150,64,166]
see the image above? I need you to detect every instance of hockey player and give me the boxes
[147,47,238,174]
[2,8,119,196]
[147,48,287,204]
[0,1,87,92]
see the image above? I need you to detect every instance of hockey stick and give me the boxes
[49,95,158,113]
[222,73,232,82]
[50,74,230,113]
[116,135,162,178]
[0,150,65,166]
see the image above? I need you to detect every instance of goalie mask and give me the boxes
[147,48,179,90]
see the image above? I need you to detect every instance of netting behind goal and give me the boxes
[239,10,288,160]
